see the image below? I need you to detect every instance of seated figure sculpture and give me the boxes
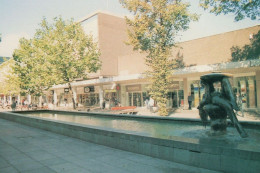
[197,72,248,138]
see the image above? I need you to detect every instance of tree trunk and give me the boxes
[68,83,76,110]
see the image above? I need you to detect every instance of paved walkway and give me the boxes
[0,118,220,173]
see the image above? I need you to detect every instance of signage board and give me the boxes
[84,86,95,93]
[126,85,141,92]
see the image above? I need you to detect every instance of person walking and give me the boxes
[188,94,192,110]
[11,98,16,111]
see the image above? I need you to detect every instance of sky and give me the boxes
[0,0,259,57]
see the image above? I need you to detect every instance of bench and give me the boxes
[118,109,138,115]
[111,106,136,111]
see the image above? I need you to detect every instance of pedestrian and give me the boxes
[148,97,154,112]
[145,97,149,109]
[188,93,192,110]
[11,98,16,111]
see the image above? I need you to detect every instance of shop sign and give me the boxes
[104,89,116,93]
[167,81,180,90]
[64,88,69,94]
[84,86,94,93]
[126,85,141,92]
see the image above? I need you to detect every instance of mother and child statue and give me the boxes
[197,72,248,138]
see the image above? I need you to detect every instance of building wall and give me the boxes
[172,25,260,66]
[98,13,136,76]
[97,12,259,76]
[118,52,148,76]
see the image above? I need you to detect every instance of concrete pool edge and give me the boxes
[17,109,260,130]
[0,111,259,172]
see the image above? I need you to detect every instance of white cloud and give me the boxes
[0,33,30,57]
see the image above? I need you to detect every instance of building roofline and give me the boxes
[77,10,125,23]
[50,59,260,89]
[179,24,260,44]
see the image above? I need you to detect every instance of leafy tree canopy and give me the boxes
[13,17,101,97]
[0,59,20,95]
[231,30,260,61]
[120,0,198,115]
[200,0,260,21]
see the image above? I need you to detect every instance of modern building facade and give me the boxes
[1,12,259,111]
[44,12,260,111]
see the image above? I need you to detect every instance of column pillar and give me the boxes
[53,90,57,107]
[256,71,260,109]
[99,85,104,108]
[3,95,6,105]
[72,87,77,107]
[17,94,20,106]
[8,95,11,104]
[183,78,190,109]
[39,96,42,107]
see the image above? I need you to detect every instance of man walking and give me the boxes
[188,94,192,110]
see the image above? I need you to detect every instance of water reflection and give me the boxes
[22,112,260,149]
[24,112,204,138]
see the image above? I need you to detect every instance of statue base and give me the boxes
[209,118,227,136]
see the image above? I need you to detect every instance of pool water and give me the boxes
[17,111,260,148]
[21,112,208,139]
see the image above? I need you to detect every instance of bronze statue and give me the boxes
[197,72,248,138]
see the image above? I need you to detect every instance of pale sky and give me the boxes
[0,0,259,57]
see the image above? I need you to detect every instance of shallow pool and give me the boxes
[21,112,210,139]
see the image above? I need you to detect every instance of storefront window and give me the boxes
[77,93,99,107]
[128,92,143,107]
[233,76,257,108]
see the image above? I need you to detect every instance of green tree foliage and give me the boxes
[230,30,260,61]
[200,0,260,21]
[13,17,101,108]
[174,51,185,69]
[13,37,58,96]
[120,0,198,116]
[0,59,20,96]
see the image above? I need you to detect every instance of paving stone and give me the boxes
[20,166,56,173]
[12,161,44,172]
[0,118,228,173]
[0,157,10,168]
[48,162,85,172]
[0,166,19,173]
[24,150,56,161]
[40,157,68,166]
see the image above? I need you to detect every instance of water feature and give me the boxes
[20,111,208,139]
[0,110,259,172]
[19,111,260,147]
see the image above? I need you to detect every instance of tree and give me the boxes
[0,59,20,96]
[13,37,58,97]
[120,0,198,116]
[13,17,101,108]
[174,51,185,69]
[200,0,260,21]
[230,30,260,61]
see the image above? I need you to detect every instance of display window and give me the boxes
[77,93,99,107]
[128,92,146,107]
[234,76,257,108]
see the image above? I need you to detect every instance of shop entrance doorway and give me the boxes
[128,92,147,107]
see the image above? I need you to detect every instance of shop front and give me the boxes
[125,84,147,107]
[56,88,72,106]
[167,81,184,108]
[77,86,99,107]
[102,84,121,108]
[233,76,257,109]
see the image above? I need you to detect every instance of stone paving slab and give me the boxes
[0,118,221,173]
